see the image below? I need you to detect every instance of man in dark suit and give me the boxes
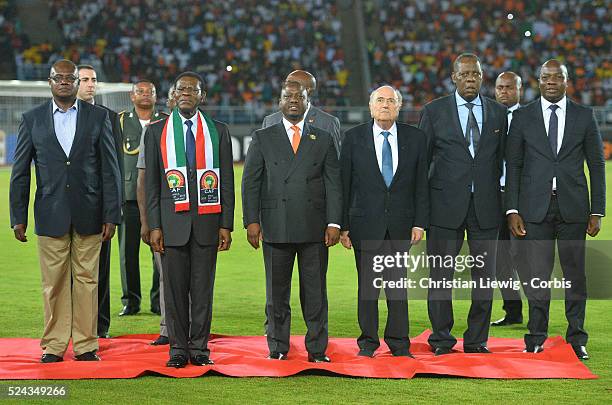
[242,80,342,362]
[491,71,524,327]
[339,85,429,358]
[146,72,234,368]
[10,59,122,362]
[418,53,507,355]
[506,59,605,360]
[77,64,124,337]
[118,80,166,317]
[262,70,342,157]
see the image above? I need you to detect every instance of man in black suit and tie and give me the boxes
[146,72,234,368]
[491,71,524,327]
[10,59,122,362]
[339,85,429,358]
[262,70,342,157]
[242,80,342,362]
[77,64,124,337]
[506,59,606,360]
[419,53,507,355]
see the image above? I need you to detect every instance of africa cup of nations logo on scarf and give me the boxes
[160,108,222,214]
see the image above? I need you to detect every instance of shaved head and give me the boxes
[50,59,77,77]
[286,70,316,95]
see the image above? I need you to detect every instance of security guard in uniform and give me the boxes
[118,80,168,316]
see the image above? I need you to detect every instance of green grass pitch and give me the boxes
[0,164,610,404]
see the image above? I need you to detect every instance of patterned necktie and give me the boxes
[381,131,393,187]
[548,104,559,157]
[291,125,301,154]
[185,119,196,169]
[465,102,481,153]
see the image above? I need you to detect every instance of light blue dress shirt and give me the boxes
[52,99,78,157]
[455,91,482,158]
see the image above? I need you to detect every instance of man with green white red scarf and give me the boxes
[145,72,235,368]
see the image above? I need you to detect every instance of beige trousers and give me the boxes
[37,230,102,356]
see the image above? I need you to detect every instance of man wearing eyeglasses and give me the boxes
[418,53,508,356]
[76,64,123,339]
[9,59,122,363]
[117,80,167,318]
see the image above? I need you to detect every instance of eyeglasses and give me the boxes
[50,75,78,84]
[175,86,201,95]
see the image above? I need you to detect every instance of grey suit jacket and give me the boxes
[145,116,235,247]
[242,122,342,243]
[419,94,507,230]
[10,99,122,237]
[262,105,342,157]
[505,98,606,223]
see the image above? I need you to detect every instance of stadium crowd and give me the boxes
[364,0,610,107]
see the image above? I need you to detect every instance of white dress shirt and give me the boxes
[500,103,520,187]
[52,99,78,157]
[372,121,399,175]
[541,96,566,191]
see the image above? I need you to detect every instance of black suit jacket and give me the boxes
[419,94,507,229]
[9,99,122,237]
[242,122,342,243]
[505,98,606,223]
[340,121,429,245]
[262,105,343,157]
[97,104,124,203]
[145,116,235,247]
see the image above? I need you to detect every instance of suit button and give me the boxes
[66,184,70,189]
[282,198,286,202]
[66,161,70,166]
[284,180,288,184]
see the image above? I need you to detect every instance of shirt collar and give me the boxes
[373,120,397,137]
[508,103,520,112]
[52,98,78,113]
[455,91,482,107]
[540,96,566,113]
[179,111,198,128]
[282,116,305,134]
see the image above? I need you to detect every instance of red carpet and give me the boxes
[0,330,596,380]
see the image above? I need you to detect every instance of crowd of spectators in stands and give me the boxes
[10,0,611,109]
[16,0,348,108]
[364,0,610,107]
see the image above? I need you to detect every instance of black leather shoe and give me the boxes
[393,351,415,358]
[357,349,375,357]
[166,355,188,368]
[308,353,331,363]
[267,352,288,360]
[75,351,100,361]
[433,347,452,356]
[41,353,63,363]
[191,355,214,366]
[524,345,544,353]
[572,345,589,360]
[119,305,140,316]
[491,316,523,326]
[150,335,169,346]
[464,345,491,354]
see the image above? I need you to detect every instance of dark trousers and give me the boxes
[496,208,523,319]
[354,234,410,355]
[162,236,217,358]
[521,195,588,348]
[263,241,328,356]
[427,196,498,349]
[119,201,160,310]
[97,239,111,335]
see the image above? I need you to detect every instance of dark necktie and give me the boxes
[548,104,559,157]
[381,131,393,187]
[465,102,481,153]
[185,119,196,169]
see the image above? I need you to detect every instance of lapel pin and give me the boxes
[308,118,314,123]
[129,112,133,118]
[309,134,316,140]
[494,129,500,133]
